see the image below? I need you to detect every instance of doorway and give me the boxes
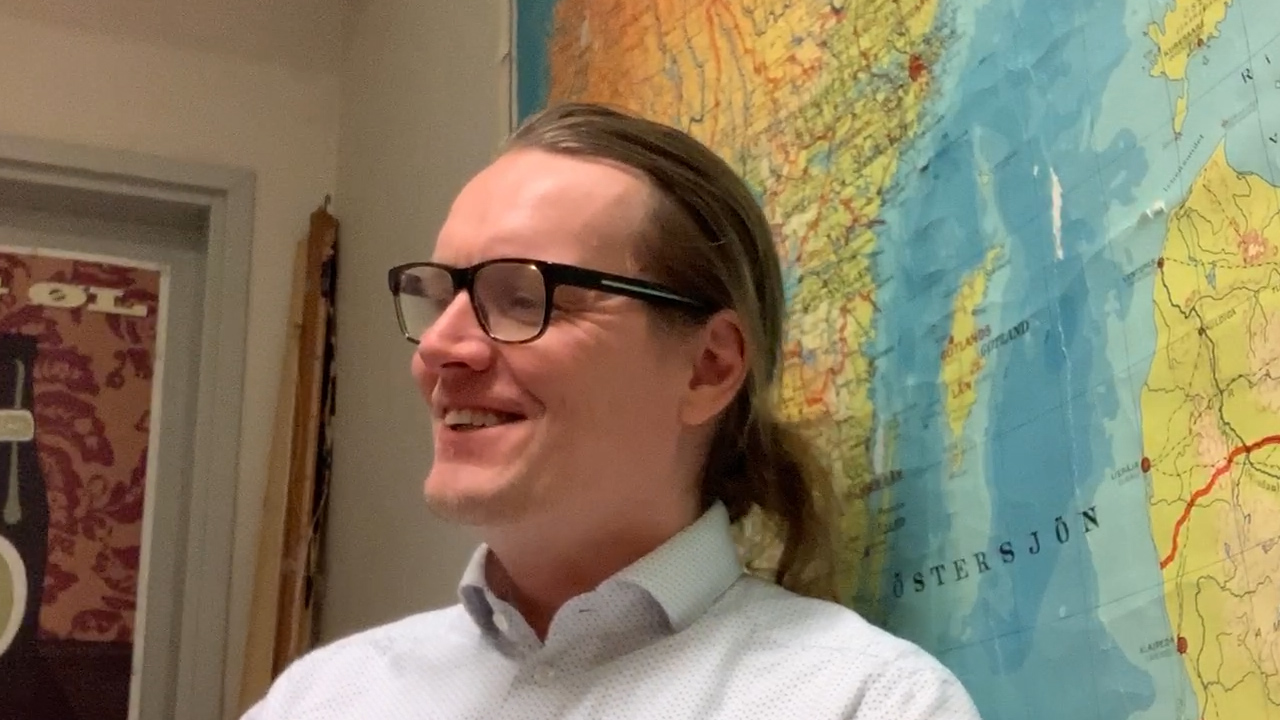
[0,136,253,720]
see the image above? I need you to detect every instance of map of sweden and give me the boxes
[516,0,1280,716]
[537,0,947,604]
[1142,142,1280,719]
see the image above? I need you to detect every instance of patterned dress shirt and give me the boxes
[242,502,982,719]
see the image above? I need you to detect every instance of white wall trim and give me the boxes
[0,132,254,720]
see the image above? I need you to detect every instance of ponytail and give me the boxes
[701,393,840,603]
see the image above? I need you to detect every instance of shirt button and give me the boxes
[533,665,556,684]
[492,612,510,634]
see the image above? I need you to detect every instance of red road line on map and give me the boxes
[1159,434,1280,569]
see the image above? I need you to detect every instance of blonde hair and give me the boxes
[506,102,841,602]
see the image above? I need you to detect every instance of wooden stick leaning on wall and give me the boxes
[238,199,339,713]
[277,198,338,670]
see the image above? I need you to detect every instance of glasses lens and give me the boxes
[394,266,454,340]
[474,262,547,341]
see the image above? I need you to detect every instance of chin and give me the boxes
[422,464,530,526]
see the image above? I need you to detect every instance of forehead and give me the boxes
[434,149,654,270]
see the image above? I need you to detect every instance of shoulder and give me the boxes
[720,575,922,659]
[239,605,471,718]
[720,577,983,719]
[294,603,470,671]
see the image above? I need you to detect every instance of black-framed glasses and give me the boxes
[387,257,714,344]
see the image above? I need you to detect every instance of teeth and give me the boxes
[443,408,506,428]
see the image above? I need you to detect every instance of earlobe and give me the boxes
[680,310,748,426]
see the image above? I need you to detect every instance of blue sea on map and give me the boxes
[867,0,1156,715]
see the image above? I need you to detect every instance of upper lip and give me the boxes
[430,396,528,420]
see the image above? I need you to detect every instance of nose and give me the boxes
[415,292,495,373]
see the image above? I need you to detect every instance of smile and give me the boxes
[441,408,526,431]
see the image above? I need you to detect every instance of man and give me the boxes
[244,102,981,719]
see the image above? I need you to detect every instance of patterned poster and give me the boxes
[0,246,165,719]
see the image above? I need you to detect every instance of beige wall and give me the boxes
[0,9,340,715]
[320,0,510,641]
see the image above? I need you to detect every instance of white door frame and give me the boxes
[0,132,253,720]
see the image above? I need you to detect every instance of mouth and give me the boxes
[440,407,527,432]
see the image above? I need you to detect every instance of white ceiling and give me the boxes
[0,0,352,73]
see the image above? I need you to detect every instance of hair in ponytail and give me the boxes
[508,102,843,602]
[703,395,840,601]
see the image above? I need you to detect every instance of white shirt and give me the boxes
[242,503,981,719]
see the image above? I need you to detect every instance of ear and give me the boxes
[679,309,749,427]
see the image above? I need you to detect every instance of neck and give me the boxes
[483,499,699,639]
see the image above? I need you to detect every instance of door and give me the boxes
[0,189,205,720]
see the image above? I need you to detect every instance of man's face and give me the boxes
[411,149,697,530]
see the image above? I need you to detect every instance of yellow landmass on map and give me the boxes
[941,246,1003,470]
[1147,0,1234,134]
[1141,142,1280,719]
[545,0,944,616]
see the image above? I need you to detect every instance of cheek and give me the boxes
[543,350,681,431]
[505,320,686,434]
[507,350,616,422]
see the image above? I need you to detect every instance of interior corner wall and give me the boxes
[322,0,509,642]
[0,13,341,717]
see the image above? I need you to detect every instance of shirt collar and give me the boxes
[457,501,744,634]
[611,501,743,631]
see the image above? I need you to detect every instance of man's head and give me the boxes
[389,103,836,597]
